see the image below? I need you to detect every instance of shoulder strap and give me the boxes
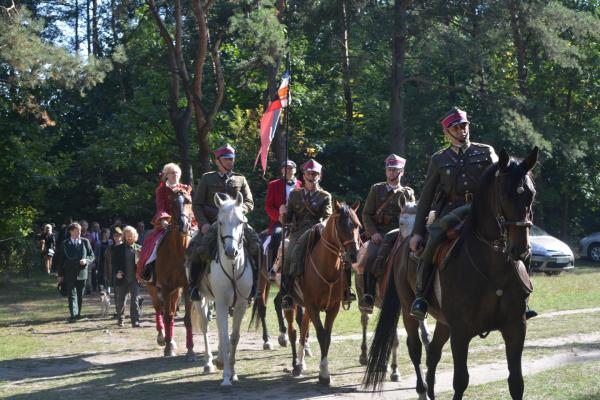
[375,189,396,216]
[300,191,319,217]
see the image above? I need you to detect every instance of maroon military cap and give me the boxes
[441,108,469,129]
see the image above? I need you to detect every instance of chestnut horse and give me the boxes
[147,191,195,359]
[364,148,539,400]
[285,200,361,385]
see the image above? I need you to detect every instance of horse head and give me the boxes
[476,147,538,262]
[398,194,417,241]
[333,199,362,263]
[171,191,193,234]
[214,192,246,260]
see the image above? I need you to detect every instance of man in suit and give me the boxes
[264,160,301,277]
[113,226,142,327]
[57,222,95,323]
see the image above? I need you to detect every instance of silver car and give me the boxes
[579,232,600,262]
[530,225,575,275]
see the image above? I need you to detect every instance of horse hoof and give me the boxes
[215,360,224,370]
[203,364,215,374]
[390,372,400,382]
[263,342,273,350]
[220,379,232,387]
[318,375,331,386]
[164,347,176,357]
[304,347,313,358]
[359,354,368,366]
[157,334,166,347]
[278,334,288,347]
[186,350,196,362]
[231,374,239,382]
[292,365,303,377]
[418,392,429,400]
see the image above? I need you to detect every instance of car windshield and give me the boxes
[531,225,549,236]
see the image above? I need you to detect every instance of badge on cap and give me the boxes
[441,107,469,129]
[384,154,406,169]
[213,144,235,159]
[302,159,322,174]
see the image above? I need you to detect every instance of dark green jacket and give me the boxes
[283,187,333,235]
[413,142,497,236]
[362,184,415,238]
[58,238,95,287]
[193,171,254,225]
[112,243,141,285]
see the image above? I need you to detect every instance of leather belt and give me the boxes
[449,192,473,204]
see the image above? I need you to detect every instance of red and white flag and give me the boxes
[255,72,290,174]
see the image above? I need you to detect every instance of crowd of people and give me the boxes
[36,107,537,327]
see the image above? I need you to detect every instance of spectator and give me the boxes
[136,221,146,246]
[91,222,101,244]
[104,227,124,317]
[53,217,72,274]
[57,222,95,323]
[95,228,112,289]
[80,220,98,293]
[39,224,56,276]
[113,226,142,328]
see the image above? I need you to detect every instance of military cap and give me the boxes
[213,144,235,159]
[302,159,322,174]
[384,154,406,169]
[441,107,469,129]
[281,160,297,168]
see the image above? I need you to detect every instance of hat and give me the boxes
[441,107,469,129]
[213,144,235,159]
[112,226,123,236]
[281,160,297,168]
[384,154,406,169]
[302,159,322,174]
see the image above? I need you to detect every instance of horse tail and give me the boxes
[362,267,401,391]
[248,298,260,331]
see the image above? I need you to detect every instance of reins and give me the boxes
[216,223,250,312]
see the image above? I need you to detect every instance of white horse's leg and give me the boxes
[215,300,232,386]
[229,301,246,382]
[319,357,331,384]
[198,300,215,374]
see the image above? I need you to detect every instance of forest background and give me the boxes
[1,0,599,276]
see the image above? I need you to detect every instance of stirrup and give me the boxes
[525,309,538,320]
[359,294,374,314]
[409,297,429,321]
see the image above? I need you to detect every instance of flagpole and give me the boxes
[281,0,291,293]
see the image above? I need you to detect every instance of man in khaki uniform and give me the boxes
[188,144,259,301]
[409,107,497,320]
[279,159,332,310]
[359,154,415,312]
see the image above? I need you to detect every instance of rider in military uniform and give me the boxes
[279,159,332,311]
[409,107,498,320]
[188,144,260,301]
[359,154,415,313]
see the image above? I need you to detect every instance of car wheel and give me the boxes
[588,243,600,263]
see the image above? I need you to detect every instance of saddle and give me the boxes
[514,260,533,294]
[433,222,465,271]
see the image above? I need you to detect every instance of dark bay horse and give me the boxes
[364,147,539,400]
[285,200,361,385]
[147,191,195,359]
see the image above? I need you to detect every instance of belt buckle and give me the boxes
[465,192,473,203]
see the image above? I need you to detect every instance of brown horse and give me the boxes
[364,147,539,400]
[147,191,195,359]
[285,200,361,385]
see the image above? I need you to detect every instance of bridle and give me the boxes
[476,169,533,259]
[216,217,248,312]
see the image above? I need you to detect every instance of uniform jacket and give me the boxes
[193,171,254,225]
[265,178,302,233]
[282,187,333,234]
[58,238,95,287]
[112,242,142,285]
[362,184,415,238]
[413,142,497,236]
[153,182,196,227]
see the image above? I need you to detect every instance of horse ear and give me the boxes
[214,193,223,208]
[333,199,341,211]
[235,191,243,207]
[499,149,510,172]
[351,200,360,212]
[520,146,539,172]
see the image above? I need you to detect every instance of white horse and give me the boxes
[192,192,253,386]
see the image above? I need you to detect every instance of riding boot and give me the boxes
[342,261,354,309]
[373,232,395,277]
[188,261,202,301]
[410,259,434,321]
[140,262,154,283]
[359,272,375,313]
[525,300,538,320]
[281,274,294,311]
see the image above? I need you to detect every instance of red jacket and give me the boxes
[152,182,197,228]
[265,178,302,233]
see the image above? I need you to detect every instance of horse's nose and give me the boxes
[225,246,236,259]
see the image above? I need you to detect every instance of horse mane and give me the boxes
[337,201,362,230]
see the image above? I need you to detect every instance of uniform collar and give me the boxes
[386,182,401,192]
[218,171,232,179]
[450,142,471,154]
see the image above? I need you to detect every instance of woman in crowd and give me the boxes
[39,224,56,275]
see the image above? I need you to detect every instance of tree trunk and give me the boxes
[510,0,527,96]
[340,0,353,139]
[74,0,79,53]
[86,0,91,55]
[92,0,100,57]
[390,0,413,155]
